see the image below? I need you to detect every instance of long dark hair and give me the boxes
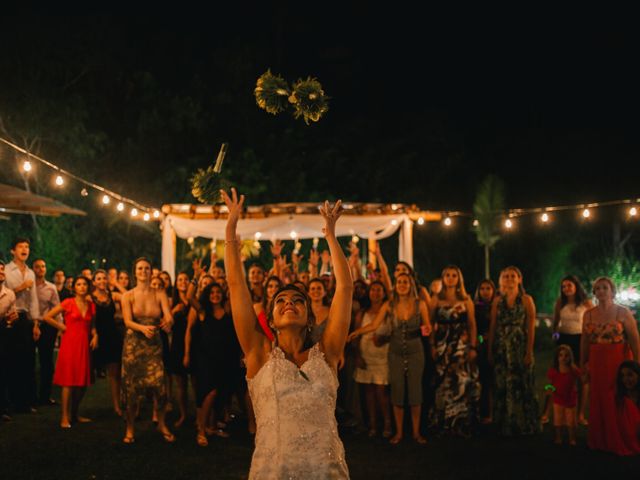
[262,275,283,311]
[172,272,190,307]
[198,282,226,319]
[616,360,640,407]
[552,344,576,371]
[364,280,388,313]
[559,275,588,308]
[474,279,496,304]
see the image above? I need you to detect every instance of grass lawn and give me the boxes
[1,347,638,479]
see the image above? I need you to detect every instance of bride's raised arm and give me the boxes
[319,200,354,368]
[221,188,268,357]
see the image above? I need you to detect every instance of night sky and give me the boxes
[2,10,639,209]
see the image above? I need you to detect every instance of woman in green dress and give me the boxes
[488,266,540,436]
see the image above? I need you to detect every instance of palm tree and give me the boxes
[473,175,505,279]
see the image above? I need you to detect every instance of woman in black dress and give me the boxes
[189,282,240,447]
[474,279,496,424]
[167,272,190,427]
[92,270,123,416]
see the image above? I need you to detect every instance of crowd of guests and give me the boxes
[0,235,639,455]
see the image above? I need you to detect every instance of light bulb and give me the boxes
[541,213,549,223]
[102,195,110,205]
[117,202,124,212]
[131,208,138,217]
[143,213,150,221]
[444,217,452,226]
[417,217,425,225]
[55,175,64,186]
[22,160,32,172]
[582,208,590,218]
[153,210,160,218]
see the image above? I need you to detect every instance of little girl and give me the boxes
[615,360,640,455]
[545,345,581,445]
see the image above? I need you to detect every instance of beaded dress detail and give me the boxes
[247,343,349,479]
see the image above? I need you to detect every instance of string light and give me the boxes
[289,230,297,239]
[187,236,194,245]
[505,218,513,229]
[417,217,425,225]
[351,235,359,243]
[541,213,550,223]
[116,202,124,212]
[254,232,262,240]
[582,208,591,219]
[130,208,138,217]
[143,213,150,221]
[472,219,479,227]
[444,217,452,226]
[629,207,637,217]
[1,136,159,220]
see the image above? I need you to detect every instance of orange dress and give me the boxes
[53,298,95,387]
[584,307,634,454]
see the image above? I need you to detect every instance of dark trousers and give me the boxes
[0,324,9,412]
[7,312,36,410]
[37,323,58,402]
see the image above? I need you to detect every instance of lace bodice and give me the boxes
[247,343,349,479]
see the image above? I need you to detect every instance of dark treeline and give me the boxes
[1,15,640,312]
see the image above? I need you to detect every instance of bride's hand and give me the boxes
[319,200,343,237]
[220,188,245,226]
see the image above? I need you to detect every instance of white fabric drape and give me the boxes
[161,213,413,280]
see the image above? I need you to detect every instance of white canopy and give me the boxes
[161,212,414,280]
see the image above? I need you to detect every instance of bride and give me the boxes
[221,188,352,479]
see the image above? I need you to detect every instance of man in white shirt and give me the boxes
[0,260,18,420]
[4,238,40,413]
[33,259,61,406]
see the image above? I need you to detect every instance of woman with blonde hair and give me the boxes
[349,272,432,444]
[428,265,480,436]
[488,266,540,436]
[581,276,639,454]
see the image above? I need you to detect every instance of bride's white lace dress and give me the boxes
[247,343,350,479]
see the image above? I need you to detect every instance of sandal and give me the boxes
[413,435,427,445]
[123,435,135,444]
[389,435,402,445]
[197,433,208,447]
[159,429,176,443]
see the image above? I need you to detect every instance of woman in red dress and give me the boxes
[43,276,98,428]
[581,277,640,454]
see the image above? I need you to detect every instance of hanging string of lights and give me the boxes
[423,197,640,229]
[0,136,161,221]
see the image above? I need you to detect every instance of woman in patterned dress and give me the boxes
[488,266,540,436]
[428,265,480,436]
[120,258,174,444]
[581,277,639,454]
